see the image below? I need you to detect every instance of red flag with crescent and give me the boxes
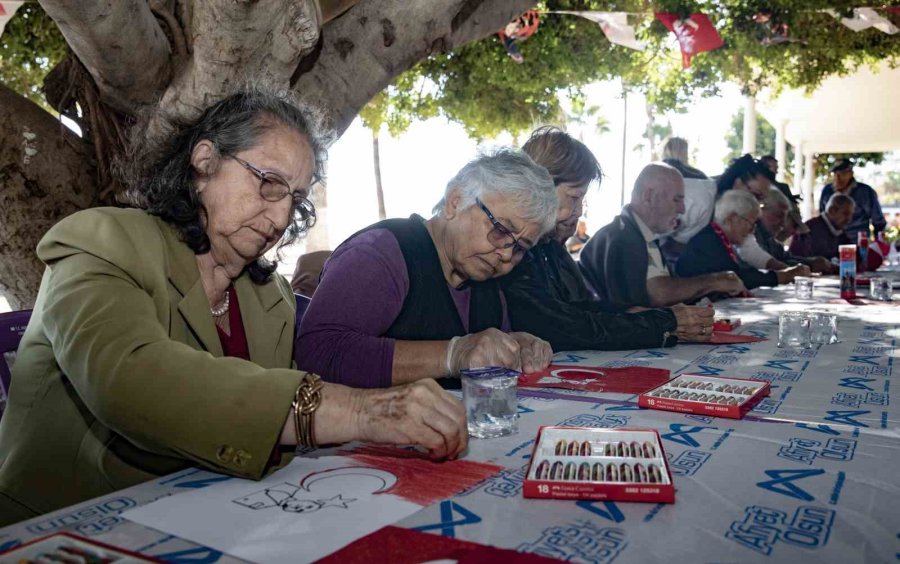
[656,12,724,68]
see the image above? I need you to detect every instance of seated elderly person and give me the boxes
[291,249,332,297]
[788,193,881,271]
[714,154,792,273]
[677,190,809,289]
[790,193,854,261]
[580,163,746,309]
[819,159,886,240]
[661,154,774,268]
[757,189,836,274]
[0,90,467,527]
[296,149,554,389]
[501,127,715,350]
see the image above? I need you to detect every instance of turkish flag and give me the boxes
[520,365,670,394]
[656,12,724,68]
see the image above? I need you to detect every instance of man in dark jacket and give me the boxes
[757,189,835,274]
[501,128,715,351]
[790,193,854,261]
[760,155,809,241]
[678,190,808,290]
[580,163,746,309]
[818,159,886,239]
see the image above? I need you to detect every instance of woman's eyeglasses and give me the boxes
[228,155,313,210]
[475,197,528,256]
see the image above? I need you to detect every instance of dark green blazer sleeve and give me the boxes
[0,208,305,520]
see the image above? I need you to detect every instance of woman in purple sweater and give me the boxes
[296,149,556,388]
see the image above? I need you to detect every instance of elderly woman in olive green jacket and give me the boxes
[0,89,467,526]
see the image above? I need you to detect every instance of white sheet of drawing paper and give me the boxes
[123,456,422,563]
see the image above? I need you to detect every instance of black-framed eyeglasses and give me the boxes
[228,155,312,208]
[475,197,528,256]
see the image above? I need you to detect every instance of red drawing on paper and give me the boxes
[342,446,503,506]
[682,332,767,344]
[318,525,559,563]
[519,365,670,394]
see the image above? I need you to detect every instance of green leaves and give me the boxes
[0,4,67,110]
[372,0,898,140]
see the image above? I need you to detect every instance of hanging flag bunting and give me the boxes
[753,11,802,46]
[655,13,724,69]
[828,8,898,34]
[554,11,645,51]
[0,1,25,39]
[497,10,540,64]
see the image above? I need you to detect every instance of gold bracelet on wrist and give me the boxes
[291,386,303,446]
[293,373,324,448]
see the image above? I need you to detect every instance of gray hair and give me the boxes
[826,193,855,212]
[715,189,759,224]
[762,188,790,210]
[433,148,557,235]
[121,83,331,284]
[662,137,689,163]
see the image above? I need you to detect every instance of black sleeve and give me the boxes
[677,231,778,290]
[580,227,650,308]
[735,264,779,290]
[501,266,677,352]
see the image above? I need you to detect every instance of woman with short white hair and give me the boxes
[297,149,556,389]
[676,190,807,290]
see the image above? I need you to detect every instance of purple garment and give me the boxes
[788,216,850,261]
[295,228,510,388]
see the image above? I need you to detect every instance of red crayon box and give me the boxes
[524,426,675,503]
[639,374,770,419]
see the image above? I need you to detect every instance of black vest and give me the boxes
[344,215,503,341]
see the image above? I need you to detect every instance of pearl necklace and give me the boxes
[210,290,230,317]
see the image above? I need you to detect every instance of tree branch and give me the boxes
[0,85,97,308]
[151,0,321,131]
[39,0,173,113]
[291,0,533,136]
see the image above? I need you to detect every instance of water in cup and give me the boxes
[869,277,893,301]
[461,367,519,439]
[809,312,839,345]
[794,276,814,299]
[778,312,810,349]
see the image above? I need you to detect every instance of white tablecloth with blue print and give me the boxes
[1,279,897,563]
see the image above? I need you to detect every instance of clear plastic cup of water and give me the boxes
[460,367,519,439]
[778,312,811,349]
[794,277,814,299]
[869,277,893,301]
[808,312,839,345]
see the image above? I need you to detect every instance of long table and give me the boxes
[1,276,897,563]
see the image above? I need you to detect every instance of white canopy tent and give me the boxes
[753,59,900,218]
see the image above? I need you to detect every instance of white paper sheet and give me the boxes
[123,456,422,563]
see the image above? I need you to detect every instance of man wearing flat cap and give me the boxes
[818,159,886,239]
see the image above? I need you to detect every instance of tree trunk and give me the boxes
[1,0,534,306]
[646,104,657,162]
[372,129,387,220]
[0,84,97,309]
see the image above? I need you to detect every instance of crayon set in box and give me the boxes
[639,374,770,419]
[523,426,675,503]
